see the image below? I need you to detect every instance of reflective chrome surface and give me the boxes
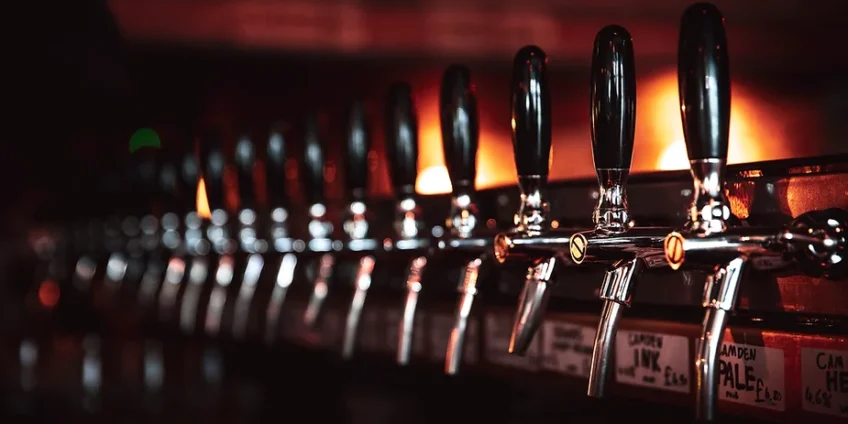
[508,256,556,355]
[593,169,631,235]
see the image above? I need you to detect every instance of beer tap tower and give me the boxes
[340,100,379,359]
[231,132,266,340]
[663,3,847,420]
[301,115,335,329]
[567,26,673,397]
[434,65,489,375]
[196,131,236,337]
[383,82,430,365]
[492,46,559,356]
[264,126,298,344]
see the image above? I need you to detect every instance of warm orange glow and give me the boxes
[640,71,783,171]
[417,165,451,195]
[414,84,515,195]
[38,280,60,309]
[196,177,212,219]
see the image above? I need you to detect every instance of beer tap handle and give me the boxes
[678,2,732,234]
[441,65,480,238]
[345,101,371,202]
[590,25,636,234]
[180,150,200,216]
[198,131,227,214]
[440,65,479,195]
[234,133,257,211]
[302,115,327,208]
[266,127,289,211]
[511,45,552,233]
[384,82,419,199]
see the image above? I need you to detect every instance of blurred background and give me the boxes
[14,0,848,216]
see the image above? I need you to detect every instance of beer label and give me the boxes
[615,330,690,393]
[484,313,539,371]
[718,342,785,411]
[540,321,595,378]
[429,313,479,365]
[801,348,848,417]
[384,309,429,358]
[359,308,383,353]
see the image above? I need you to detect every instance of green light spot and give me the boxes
[129,128,161,153]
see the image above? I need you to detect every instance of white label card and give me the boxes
[541,321,595,378]
[429,313,479,365]
[718,342,785,411]
[484,313,539,371]
[615,330,690,393]
[801,348,848,417]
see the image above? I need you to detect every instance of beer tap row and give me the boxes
[16,2,846,422]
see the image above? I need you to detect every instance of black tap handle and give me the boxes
[266,127,288,209]
[235,133,257,209]
[158,156,180,212]
[440,65,479,194]
[180,150,199,213]
[302,115,326,205]
[591,26,636,171]
[384,82,419,197]
[198,131,226,211]
[511,46,552,179]
[345,101,371,201]
[678,3,730,161]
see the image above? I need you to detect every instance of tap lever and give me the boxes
[385,82,419,198]
[198,131,226,212]
[345,101,371,202]
[678,2,732,234]
[440,65,480,238]
[440,65,479,195]
[303,115,327,207]
[266,126,288,210]
[235,133,257,210]
[590,26,636,234]
[397,256,428,365]
[511,46,551,234]
[344,101,372,241]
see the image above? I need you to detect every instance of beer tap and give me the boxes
[434,65,489,375]
[491,45,558,356]
[572,26,673,398]
[196,131,236,337]
[385,82,430,366]
[340,100,379,359]
[231,132,266,340]
[663,3,847,420]
[161,150,202,328]
[264,126,298,344]
[302,114,335,329]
